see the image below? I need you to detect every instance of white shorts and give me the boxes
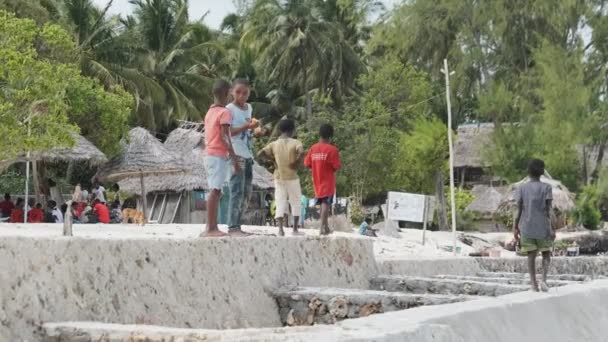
[274,179,302,218]
[205,155,230,190]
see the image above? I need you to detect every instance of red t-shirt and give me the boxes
[27,208,44,223]
[304,142,341,198]
[0,200,15,217]
[94,203,110,224]
[204,105,232,157]
[9,208,24,223]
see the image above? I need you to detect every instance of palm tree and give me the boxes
[241,0,346,117]
[51,0,223,130]
[115,0,224,130]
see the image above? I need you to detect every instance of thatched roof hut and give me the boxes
[96,127,188,182]
[0,133,107,172]
[466,185,507,216]
[498,174,576,213]
[117,128,274,194]
[454,123,495,168]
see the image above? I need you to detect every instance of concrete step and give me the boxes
[477,272,590,282]
[274,286,473,326]
[370,275,529,296]
[433,274,575,287]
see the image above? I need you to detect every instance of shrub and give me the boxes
[349,198,365,225]
[446,189,476,230]
[575,186,602,230]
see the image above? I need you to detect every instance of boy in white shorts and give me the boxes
[258,119,304,236]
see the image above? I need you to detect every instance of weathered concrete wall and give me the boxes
[0,231,377,341]
[378,258,483,277]
[371,275,529,296]
[379,256,608,278]
[477,256,608,276]
[44,280,608,341]
[274,287,470,326]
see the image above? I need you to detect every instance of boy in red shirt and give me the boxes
[93,199,110,224]
[202,79,239,237]
[27,203,44,223]
[304,124,341,235]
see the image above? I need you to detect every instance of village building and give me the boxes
[117,125,274,225]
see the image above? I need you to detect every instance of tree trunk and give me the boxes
[302,53,312,118]
[591,141,606,183]
[582,145,588,185]
[435,171,448,231]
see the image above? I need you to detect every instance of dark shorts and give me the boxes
[316,197,333,205]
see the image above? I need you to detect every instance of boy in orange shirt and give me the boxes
[201,80,239,237]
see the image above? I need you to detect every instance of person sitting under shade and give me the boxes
[93,199,110,224]
[9,198,24,223]
[27,203,44,223]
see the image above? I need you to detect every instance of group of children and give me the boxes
[0,194,63,224]
[201,79,340,238]
[0,182,124,225]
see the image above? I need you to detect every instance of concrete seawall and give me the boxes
[44,280,608,341]
[0,226,377,341]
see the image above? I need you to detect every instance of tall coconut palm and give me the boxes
[51,0,223,130]
[241,0,346,117]
[119,0,224,130]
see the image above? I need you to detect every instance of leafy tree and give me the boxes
[393,118,448,194]
[0,10,132,158]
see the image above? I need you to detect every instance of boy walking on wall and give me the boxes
[202,80,239,238]
[514,159,555,292]
[304,124,341,235]
[259,119,304,236]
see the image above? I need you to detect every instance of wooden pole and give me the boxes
[140,172,147,225]
[421,196,429,245]
[442,58,458,256]
[63,200,73,236]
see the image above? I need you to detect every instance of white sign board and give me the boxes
[387,192,427,222]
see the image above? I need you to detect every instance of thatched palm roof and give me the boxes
[0,133,107,172]
[118,128,274,194]
[466,185,507,216]
[498,174,576,213]
[454,123,494,168]
[96,127,188,182]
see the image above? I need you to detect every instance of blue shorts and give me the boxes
[205,155,230,190]
[316,196,333,205]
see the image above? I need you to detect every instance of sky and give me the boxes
[92,0,401,29]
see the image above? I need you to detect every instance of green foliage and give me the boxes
[394,118,448,194]
[0,169,28,194]
[575,186,601,230]
[446,189,476,231]
[0,11,79,159]
[349,199,365,225]
[0,10,132,159]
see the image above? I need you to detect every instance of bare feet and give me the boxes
[292,230,304,236]
[228,229,253,237]
[200,230,227,238]
[278,228,285,237]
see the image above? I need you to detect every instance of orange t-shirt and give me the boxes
[204,105,232,157]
